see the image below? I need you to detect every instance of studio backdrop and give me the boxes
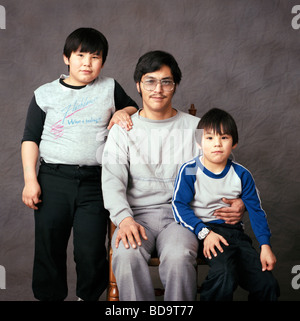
[0,0,299,301]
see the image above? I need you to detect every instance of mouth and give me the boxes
[150,96,166,100]
[81,70,92,74]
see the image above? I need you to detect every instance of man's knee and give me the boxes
[161,246,197,267]
[113,246,149,270]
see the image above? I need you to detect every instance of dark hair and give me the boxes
[63,28,109,64]
[197,108,239,146]
[133,50,182,85]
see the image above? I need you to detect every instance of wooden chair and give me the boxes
[107,221,206,301]
[106,104,205,301]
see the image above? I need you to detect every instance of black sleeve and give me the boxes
[114,80,139,111]
[21,95,46,146]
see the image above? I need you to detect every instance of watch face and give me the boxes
[198,227,210,240]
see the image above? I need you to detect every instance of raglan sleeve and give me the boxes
[240,169,271,246]
[114,80,139,110]
[172,162,208,237]
[21,95,46,145]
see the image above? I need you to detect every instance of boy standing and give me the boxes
[21,28,138,301]
[172,108,279,300]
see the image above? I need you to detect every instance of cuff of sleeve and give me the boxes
[113,212,133,228]
[257,235,271,247]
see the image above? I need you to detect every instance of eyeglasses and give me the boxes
[141,78,175,92]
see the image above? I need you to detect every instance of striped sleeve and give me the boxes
[172,159,207,236]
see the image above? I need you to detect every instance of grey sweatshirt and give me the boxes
[102,110,200,226]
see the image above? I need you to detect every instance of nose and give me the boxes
[214,137,222,146]
[83,56,92,66]
[153,81,163,93]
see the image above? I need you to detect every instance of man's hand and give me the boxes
[203,231,229,259]
[214,198,245,224]
[107,109,134,131]
[116,217,148,249]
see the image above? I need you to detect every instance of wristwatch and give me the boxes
[197,227,210,240]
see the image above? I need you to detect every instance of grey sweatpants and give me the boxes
[112,207,199,301]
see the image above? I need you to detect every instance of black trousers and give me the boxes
[200,223,280,301]
[32,161,109,301]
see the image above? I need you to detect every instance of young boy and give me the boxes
[172,108,279,301]
[21,28,138,301]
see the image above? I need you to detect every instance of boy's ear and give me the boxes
[63,55,70,66]
[232,143,238,150]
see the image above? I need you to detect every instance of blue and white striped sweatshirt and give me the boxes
[172,156,271,246]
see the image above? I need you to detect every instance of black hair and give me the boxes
[63,28,109,64]
[133,50,182,85]
[197,108,239,146]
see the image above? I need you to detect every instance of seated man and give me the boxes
[102,50,244,301]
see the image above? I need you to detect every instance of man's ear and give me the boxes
[136,82,143,97]
[136,82,141,94]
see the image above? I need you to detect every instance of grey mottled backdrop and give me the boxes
[0,0,299,301]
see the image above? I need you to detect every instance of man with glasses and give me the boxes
[102,51,244,300]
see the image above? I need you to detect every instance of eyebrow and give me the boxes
[204,130,230,135]
[144,76,173,80]
[75,49,102,55]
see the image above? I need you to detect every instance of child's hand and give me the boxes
[22,181,42,210]
[203,231,229,259]
[260,244,277,271]
[107,109,133,131]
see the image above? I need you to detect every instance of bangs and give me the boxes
[205,122,231,136]
[79,37,103,55]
